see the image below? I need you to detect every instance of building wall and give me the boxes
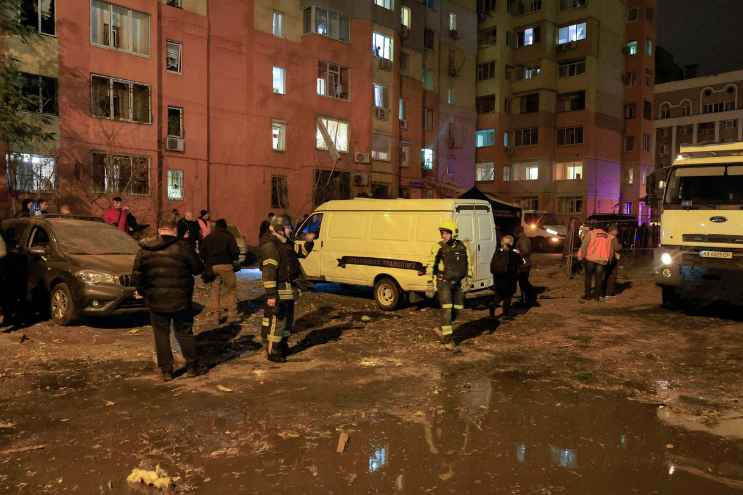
[654,70,743,168]
[474,0,656,222]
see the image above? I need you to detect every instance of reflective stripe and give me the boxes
[267,334,282,343]
[441,325,453,335]
[441,304,453,309]
[278,289,294,296]
[263,281,277,289]
[453,305,464,310]
[262,259,279,267]
[261,318,270,326]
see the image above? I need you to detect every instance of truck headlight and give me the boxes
[660,253,673,266]
[76,270,117,285]
[546,228,558,236]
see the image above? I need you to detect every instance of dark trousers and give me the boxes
[518,270,534,305]
[151,309,197,371]
[262,296,295,356]
[491,290,513,317]
[437,279,464,339]
[604,260,618,296]
[584,262,606,299]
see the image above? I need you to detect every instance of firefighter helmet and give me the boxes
[270,215,292,231]
[438,219,458,237]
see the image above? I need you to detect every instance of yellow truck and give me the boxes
[649,142,743,308]
[294,198,497,310]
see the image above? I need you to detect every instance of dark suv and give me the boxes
[2,215,145,325]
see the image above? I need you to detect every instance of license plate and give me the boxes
[700,250,733,260]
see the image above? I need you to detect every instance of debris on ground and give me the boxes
[126,465,175,491]
[18,335,29,344]
[336,431,350,453]
[0,421,16,429]
[208,447,239,458]
[0,444,46,456]
[216,385,233,393]
[360,315,372,322]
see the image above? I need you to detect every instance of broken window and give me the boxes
[313,170,350,206]
[20,72,58,115]
[21,0,55,35]
[167,106,183,137]
[167,169,184,200]
[91,152,150,195]
[91,75,150,123]
[317,61,349,99]
[166,41,182,73]
[316,117,349,152]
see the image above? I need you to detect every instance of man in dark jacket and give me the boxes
[200,219,240,324]
[489,235,519,319]
[258,212,275,243]
[133,213,204,381]
[514,226,536,307]
[177,211,200,247]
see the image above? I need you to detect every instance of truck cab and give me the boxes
[650,142,743,307]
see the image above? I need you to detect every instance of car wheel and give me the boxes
[661,286,681,310]
[50,282,79,325]
[374,277,401,311]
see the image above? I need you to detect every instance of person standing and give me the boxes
[197,209,211,241]
[16,198,33,217]
[133,214,205,381]
[603,224,623,300]
[489,235,520,319]
[258,212,275,243]
[200,219,240,324]
[177,211,200,247]
[431,220,469,350]
[35,199,49,216]
[103,197,129,232]
[577,224,616,301]
[514,226,536,307]
[259,215,303,362]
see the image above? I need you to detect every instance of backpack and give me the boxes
[490,249,510,275]
[441,241,468,281]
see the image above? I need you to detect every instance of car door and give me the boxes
[294,213,324,279]
[26,226,53,295]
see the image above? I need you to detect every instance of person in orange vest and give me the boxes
[576,224,617,301]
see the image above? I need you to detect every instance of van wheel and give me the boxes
[661,287,681,310]
[50,283,79,325]
[374,277,401,311]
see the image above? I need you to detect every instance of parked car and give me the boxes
[1,215,145,325]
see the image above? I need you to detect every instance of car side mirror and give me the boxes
[29,246,47,256]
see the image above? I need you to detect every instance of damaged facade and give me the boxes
[0,0,479,238]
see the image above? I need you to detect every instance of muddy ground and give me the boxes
[1,254,742,494]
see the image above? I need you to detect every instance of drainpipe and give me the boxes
[205,1,212,211]
[156,2,164,226]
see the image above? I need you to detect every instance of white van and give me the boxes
[294,198,497,310]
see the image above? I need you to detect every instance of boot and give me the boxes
[186,361,207,378]
[488,303,496,318]
[159,367,174,382]
[267,351,286,363]
[441,334,456,350]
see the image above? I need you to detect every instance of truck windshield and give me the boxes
[665,165,743,207]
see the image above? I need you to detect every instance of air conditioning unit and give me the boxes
[166,136,184,152]
[375,107,389,121]
[399,119,408,129]
[353,173,369,186]
[354,152,371,164]
[378,58,393,71]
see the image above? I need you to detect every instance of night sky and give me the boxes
[657,0,743,76]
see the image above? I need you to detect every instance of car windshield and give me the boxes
[51,220,140,255]
[665,165,743,207]
[524,213,560,226]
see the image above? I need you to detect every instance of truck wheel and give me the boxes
[374,277,401,311]
[661,287,681,310]
[50,283,79,325]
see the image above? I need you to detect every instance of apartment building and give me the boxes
[1,0,478,237]
[654,69,743,168]
[473,0,656,222]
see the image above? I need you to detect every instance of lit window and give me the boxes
[272,66,286,94]
[374,0,393,10]
[5,153,56,193]
[21,0,55,35]
[522,27,535,46]
[626,41,638,56]
[502,166,511,182]
[421,148,434,170]
[91,153,149,195]
[372,32,394,61]
[272,10,285,38]
[317,61,349,99]
[476,162,495,181]
[554,161,583,180]
[475,129,496,148]
[557,22,586,45]
[449,13,457,31]
[316,117,349,152]
[167,169,184,200]
[512,163,539,181]
[373,84,388,108]
[303,6,350,42]
[166,41,182,73]
[91,0,150,55]
[272,120,287,151]
[401,7,411,29]
[372,134,391,161]
[399,98,406,121]
[627,167,634,184]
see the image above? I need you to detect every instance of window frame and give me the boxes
[21,0,56,36]
[372,133,392,162]
[475,129,496,148]
[626,40,639,56]
[557,91,586,112]
[166,40,182,74]
[316,117,350,153]
[272,10,285,38]
[20,72,58,115]
[558,59,586,78]
[401,7,412,29]
[475,162,495,182]
[557,126,584,146]
[303,6,350,42]
[317,61,350,100]
[514,127,538,147]
[557,22,587,45]
[90,74,152,124]
[90,152,151,195]
[372,32,394,61]
[90,0,151,56]
[167,169,184,201]
[272,66,287,95]
[272,119,287,152]
[421,148,434,171]
[5,152,56,193]
[374,0,394,11]
[167,106,184,138]
[271,175,289,209]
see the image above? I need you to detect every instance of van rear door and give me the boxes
[474,211,496,289]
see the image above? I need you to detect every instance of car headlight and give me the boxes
[530,223,537,230]
[550,236,560,243]
[76,270,118,285]
[546,228,558,236]
[660,253,673,266]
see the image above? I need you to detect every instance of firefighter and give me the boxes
[432,220,469,350]
[259,215,310,362]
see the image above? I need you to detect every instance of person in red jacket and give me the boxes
[103,197,129,232]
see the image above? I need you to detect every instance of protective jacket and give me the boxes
[260,232,303,299]
[432,239,469,282]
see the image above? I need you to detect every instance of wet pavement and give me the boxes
[1,254,743,493]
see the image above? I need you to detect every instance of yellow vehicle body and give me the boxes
[655,142,743,306]
[294,199,497,309]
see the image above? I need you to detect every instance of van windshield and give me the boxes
[665,165,743,208]
[51,220,140,255]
